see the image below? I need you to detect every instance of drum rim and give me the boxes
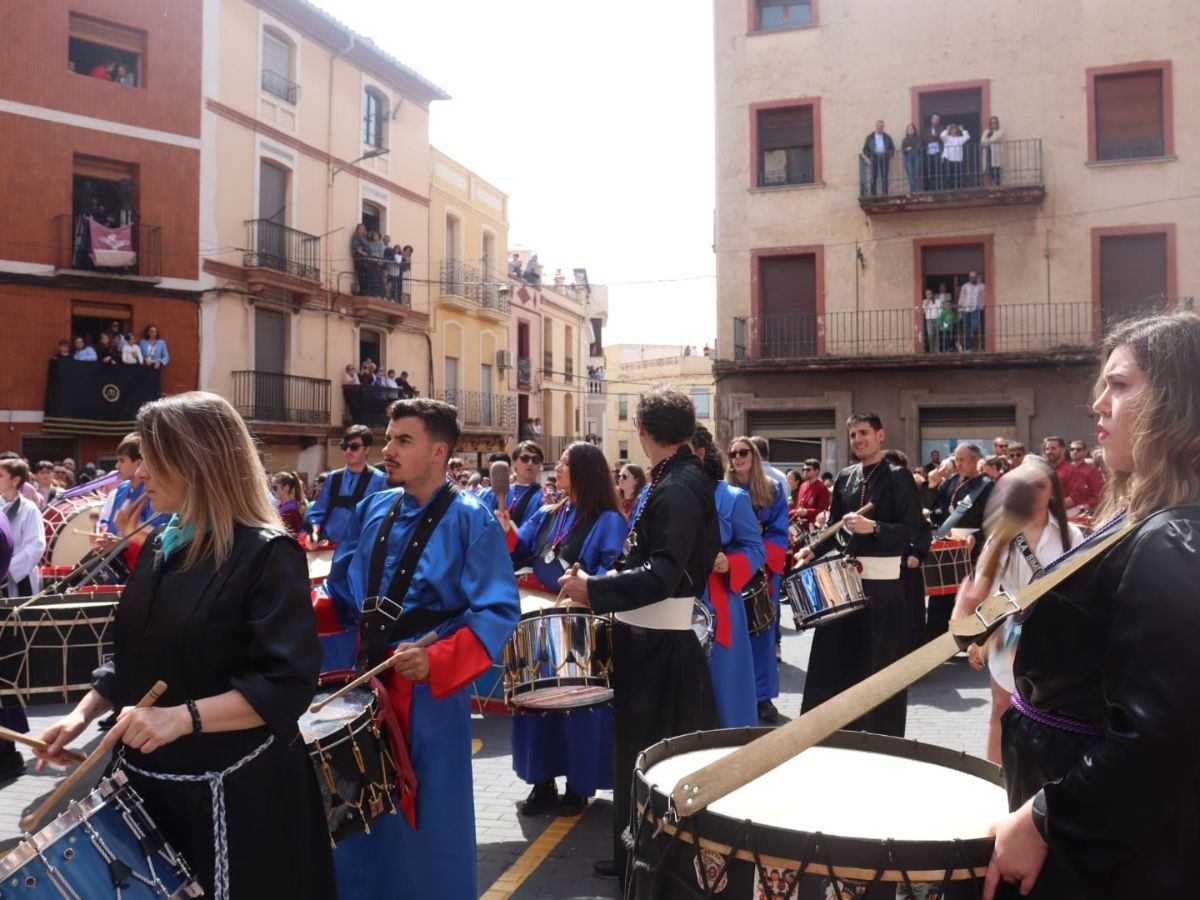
[301,686,379,748]
[507,674,613,698]
[792,598,869,628]
[515,606,612,623]
[633,727,1002,882]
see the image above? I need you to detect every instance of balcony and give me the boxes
[564,358,574,383]
[442,389,517,431]
[232,371,331,426]
[731,301,1098,368]
[243,218,320,282]
[858,139,1045,214]
[343,258,412,325]
[478,279,511,320]
[261,69,300,105]
[517,356,533,389]
[440,259,477,311]
[587,377,606,395]
[543,350,554,378]
[55,214,161,281]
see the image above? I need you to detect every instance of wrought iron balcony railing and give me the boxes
[261,69,300,104]
[56,214,161,278]
[349,257,412,304]
[858,138,1044,207]
[243,218,320,281]
[542,350,554,377]
[517,356,533,388]
[442,389,517,430]
[233,370,330,425]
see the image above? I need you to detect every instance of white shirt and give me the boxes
[2,493,46,596]
[958,281,987,311]
[922,297,940,320]
[121,343,144,365]
[873,132,886,153]
[940,129,970,162]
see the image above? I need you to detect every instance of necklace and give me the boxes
[858,461,882,507]
[948,473,979,507]
[542,504,578,564]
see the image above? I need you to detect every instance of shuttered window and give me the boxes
[1094,70,1165,161]
[758,106,815,186]
[920,406,1016,430]
[756,0,813,30]
[747,409,836,433]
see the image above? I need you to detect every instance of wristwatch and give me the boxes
[1031,789,1049,840]
[872,521,881,537]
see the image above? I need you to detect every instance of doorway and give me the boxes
[917,87,984,187]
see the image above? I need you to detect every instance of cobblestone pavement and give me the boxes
[0,626,992,898]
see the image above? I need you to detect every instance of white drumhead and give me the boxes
[307,548,335,582]
[519,589,557,614]
[645,745,1006,842]
[48,504,103,567]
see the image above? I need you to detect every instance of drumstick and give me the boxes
[20,680,167,833]
[0,726,87,765]
[308,631,438,714]
[806,502,875,550]
[555,562,581,605]
[15,521,152,612]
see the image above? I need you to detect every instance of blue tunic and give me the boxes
[706,484,765,728]
[304,465,388,543]
[325,486,520,899]
[736,479,790,702]
[476,481,542,526]
[509,504,626,795]
[101,480,170,533]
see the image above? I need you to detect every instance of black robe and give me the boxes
[799,461,921,736]
[926,473,994,637]
[589,447,721,874]
[1000,507,1200,899]
[93,526,336,898]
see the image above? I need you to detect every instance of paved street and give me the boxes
[0,626,992,898]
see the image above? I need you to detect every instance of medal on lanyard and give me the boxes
[543,506,574,565]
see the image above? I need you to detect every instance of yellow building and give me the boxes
[535,279,591,462]
[198,0,447,478]
[604,345,715,468]
[428,149,514,464]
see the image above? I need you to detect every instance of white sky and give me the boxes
[310,0,717,349]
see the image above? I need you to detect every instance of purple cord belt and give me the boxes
[1011,691,1105,737]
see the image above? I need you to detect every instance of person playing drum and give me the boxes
[496,441,626,817]
[795,413,922,737]
[691,426,763,729]
[558,387,720,882]
[956,311,1200,899]
[726,435,790,723]
[36,392,336,898]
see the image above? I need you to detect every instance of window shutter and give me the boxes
[1095,71,1164,159]
[759,107,813,151]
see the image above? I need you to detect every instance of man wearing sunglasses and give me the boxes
[305,425,387,544]
[478,443,544,528]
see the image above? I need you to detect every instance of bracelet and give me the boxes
[185,699,202,734]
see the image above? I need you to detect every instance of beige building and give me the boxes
[714,0,1197,470]
[535,279,591,462]
[428,149,514,464]
[604,345,715,468]
[198,0,446,476]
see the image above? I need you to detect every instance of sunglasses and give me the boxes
[516,454,541,464]
[730,448,752,459]
[341,442,365,451]
[618,472,631,480]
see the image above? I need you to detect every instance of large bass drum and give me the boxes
[629,728,1005,899]
[41,495,105,568]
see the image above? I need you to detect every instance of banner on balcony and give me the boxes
[88,217,136,268]
[43,360,161,436]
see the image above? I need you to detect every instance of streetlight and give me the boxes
[330,148,390,181]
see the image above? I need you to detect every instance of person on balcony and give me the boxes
[350,223,371,294]
[508,252,522,279]
[140,324,169,369]
[958,271,987,351]
[96,331,119,365]
[923,113,944,190]
[921,288,941,352]
[523,254,542,286]
[397,371,417,399]
[938,293,960,353]
[366,230,386,296]
[107,320,126,348]
[121,332,144,365]
[982,116,1005,186]
[940,124,971,189]
[72,335,96,361]
[385,241,402,300]
[52,339,71,360]
[901,124,921,193]
[861,120,895,196]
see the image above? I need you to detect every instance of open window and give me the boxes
[71,301,132,350]
[69,14,144,86]
[363,89,387,149]
[261,28,298,104]
[67,156,138,271]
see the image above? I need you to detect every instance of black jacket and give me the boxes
[861,131,895,156]
[589,447,718,613]
[1003,507,1200,898]
[808,461,920,560]
[931,472,994,532]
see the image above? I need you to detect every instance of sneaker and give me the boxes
[757,700,780,723]
[593,860,618,878]
[558,789,587,817]
[0,748,26,781]
[517,780,558,816]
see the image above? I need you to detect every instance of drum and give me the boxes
[41,496,105,568]
[920,539,972,597]
[0,769,202,898]
[742,572,776,635]
[306,543,336,586]
[629,728,1006,899]
[782,556,868,630]
[691,601,714,660]
[299,676,401,844]
[503,590,613,710]
[787,518,810,550]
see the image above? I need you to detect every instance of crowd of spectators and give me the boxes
[52,322,168,368]
[350,224,412,301]
[79,58,137,86]
[342,358,418,423]
[863,114,1008,196]
[919,273,987,352]
[508,253,543,286]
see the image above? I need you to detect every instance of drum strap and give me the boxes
[359,483,460,669]
[1014,533,1045,578]
[671,514,1139,816]
[328,466,381,512]
[509,481,540,526]
[934,476,991,539]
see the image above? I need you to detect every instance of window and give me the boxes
[691,390,711,419]
[69,156,138,270]
[362,202,383,236]
[1091,65,1170,162]
[71,301,131,350]
[363,89,387,148]
[618,440,629,459]
[261,30,298,104]
[618,394,628,421]
[755,0,813,30]
[756,105,816,187]
[69,14,144,86]
[755,251,819,357]
[1096,229,1171,323]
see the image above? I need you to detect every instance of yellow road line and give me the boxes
[479,813,586,900]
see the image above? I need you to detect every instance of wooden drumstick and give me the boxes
[806,502,875,550]
[308,631,438,714]
[0,726,86,765]
[20,680,167,833]
[555,562,582,606]
[15,520,152,612]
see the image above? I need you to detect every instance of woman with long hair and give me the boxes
[692,426,763,728]
[967,456,1082,765]
[957,312,1200,898]
[271,470,307,537]
[498,442,626,817]
[726,435,790,722]
[37,392,335,897]
[617,463,646,519]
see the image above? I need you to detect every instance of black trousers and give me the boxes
[870,153,890,194]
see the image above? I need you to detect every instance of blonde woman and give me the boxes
[38,392,335,897]
[726,435,789,722]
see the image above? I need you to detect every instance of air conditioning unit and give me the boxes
[496,349,513,370]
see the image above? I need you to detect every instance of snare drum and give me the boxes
[783,555,868,630]
[0,769,202,898]
[691,601,714,660]
[300,677,401,844]
[741,572,776,635]
[41,496,105,568]
[629,729,1006,899]
[503,590,613,710]
[921,539,972,597]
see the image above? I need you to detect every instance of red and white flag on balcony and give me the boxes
[88,217,136,268]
